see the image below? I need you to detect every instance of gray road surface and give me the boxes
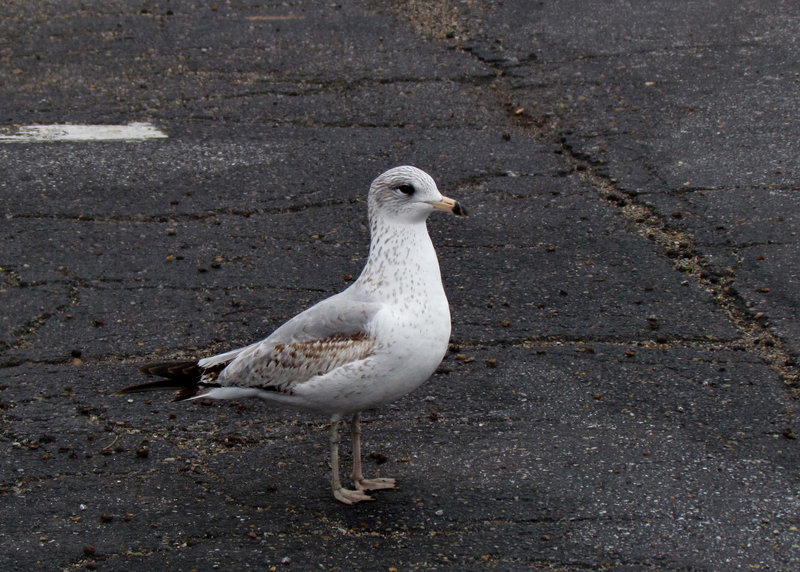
[1,1,798,570]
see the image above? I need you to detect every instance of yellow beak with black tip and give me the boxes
[429,196,468,217]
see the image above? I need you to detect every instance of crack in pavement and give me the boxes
[3,197,357,222]
[560,150,799,390]
[402,20,800,392]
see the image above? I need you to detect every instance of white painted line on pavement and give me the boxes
[0,122,168,142]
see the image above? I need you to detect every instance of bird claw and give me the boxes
[333,487,374,505]
[354,477,396,491]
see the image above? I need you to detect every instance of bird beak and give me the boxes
[429,196,468,217]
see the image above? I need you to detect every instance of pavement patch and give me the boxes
[0,123,167,143]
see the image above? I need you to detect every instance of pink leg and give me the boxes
[329,415,373,504]
[349,412,396,492]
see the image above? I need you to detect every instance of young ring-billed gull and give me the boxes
[116,166,467,504]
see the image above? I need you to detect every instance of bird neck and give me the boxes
[354,217,442,296]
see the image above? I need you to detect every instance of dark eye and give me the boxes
[397,184,415,195]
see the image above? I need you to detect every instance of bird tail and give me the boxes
[115,360,207,401]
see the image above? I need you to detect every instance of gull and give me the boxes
[116,166,467,504]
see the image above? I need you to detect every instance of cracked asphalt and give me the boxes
[1,1,799,570]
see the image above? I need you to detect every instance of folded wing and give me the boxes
[206,293,383,392]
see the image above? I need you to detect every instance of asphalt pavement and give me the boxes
[1,1,799,570]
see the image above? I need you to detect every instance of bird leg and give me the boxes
[329,415,373,504]
[349,412,396,492]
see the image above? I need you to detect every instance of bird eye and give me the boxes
[397,184,415,195]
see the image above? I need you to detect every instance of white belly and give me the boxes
[294,301,451,415]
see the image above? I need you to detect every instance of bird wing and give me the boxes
[209,292,383,392]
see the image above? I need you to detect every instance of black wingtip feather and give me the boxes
[139,360,202,381]
[113,378,191,395]
[115,360,204,400]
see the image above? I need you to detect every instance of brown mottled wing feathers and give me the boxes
[119,334,374,400]
[219,332,375,392]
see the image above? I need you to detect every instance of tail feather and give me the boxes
[139,360,202,381]
[116,360,207,402]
